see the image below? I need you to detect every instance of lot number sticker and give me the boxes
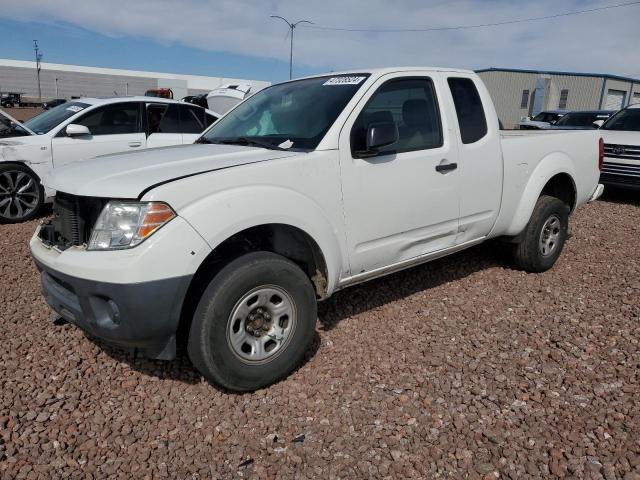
[66,105,84,113]
[323,76,366,86]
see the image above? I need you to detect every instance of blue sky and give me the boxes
[0,1,638,83]
[0,19,318,83]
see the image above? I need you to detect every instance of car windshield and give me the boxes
[555,112,601,127]
[23,101,90,134]
[201,74,370,150]
[601,108,640,132]
[531,112,559,122]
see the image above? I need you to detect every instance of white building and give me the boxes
[0,58,271,101]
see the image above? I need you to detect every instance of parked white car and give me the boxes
[598,103,640,189]
[518,110,567,130]
[31,67,603,391]
[0,98,218,222]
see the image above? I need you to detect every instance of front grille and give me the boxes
[39,192,107,250]
[601,161,640,178]
[603,143,640,162]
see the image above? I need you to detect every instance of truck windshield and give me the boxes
[601,108,640,132]
[201,74,370,150]
[23,101,90,135]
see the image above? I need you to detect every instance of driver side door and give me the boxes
[338,73,460,278]
[51,102,145,168]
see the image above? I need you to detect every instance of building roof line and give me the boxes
[476,67,639,84]
[0,58,271,90]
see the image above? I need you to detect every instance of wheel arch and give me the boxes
[504,154,578,237]
[177,223,330,344]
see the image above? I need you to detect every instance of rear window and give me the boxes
[447,78,487,144]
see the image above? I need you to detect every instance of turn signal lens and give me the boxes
[137,203,176,239]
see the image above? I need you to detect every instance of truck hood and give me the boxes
[599,130,640,145]
[45,144,302,198]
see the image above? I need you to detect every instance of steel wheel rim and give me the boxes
[226,285,297,365]
[0,170,39,220]
[539,214,561,257]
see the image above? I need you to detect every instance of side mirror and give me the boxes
[66,124,91,137]
[365,121,398,153]
[592,120,605,129]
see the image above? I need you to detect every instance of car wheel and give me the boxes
[0,164,44,223]
[188,251,317,391]
[513,195,569,273]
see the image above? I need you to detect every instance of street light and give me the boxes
[270,15,313,79]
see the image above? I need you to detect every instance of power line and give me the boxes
[300,0,640,33]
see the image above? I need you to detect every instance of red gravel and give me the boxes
[1,192,639,479]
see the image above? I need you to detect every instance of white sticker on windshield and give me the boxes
[278,139,294,149]
[323,76,366,86]
[66,105,84,113]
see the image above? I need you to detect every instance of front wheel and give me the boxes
[0,164,44,223]
[187,251,317,391]
[513,195,569,272]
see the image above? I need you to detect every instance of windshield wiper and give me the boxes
[195,137,213,144]
[214,137,286,151]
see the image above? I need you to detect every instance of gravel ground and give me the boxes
[1,191,639,479]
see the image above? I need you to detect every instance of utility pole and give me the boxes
[55,78,59,97]
[270,16,313,79]
[33,40,43,102]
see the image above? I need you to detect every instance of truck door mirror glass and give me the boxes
[365,121,399,153]
[66,124,91,137]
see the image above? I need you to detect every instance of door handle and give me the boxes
[128,141,142,148]
[435,162,457,173]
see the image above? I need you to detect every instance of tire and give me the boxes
[0,163,44,223]
[513,195,569,273]
[187,251,317,391]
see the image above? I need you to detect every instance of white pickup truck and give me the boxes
[30,68,604,391]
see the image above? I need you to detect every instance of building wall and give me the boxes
[0,65,157,99]
[478,69,639,128]
[0,59,270,101]
[544,74,602,112]
[602,78,639,108]
[477,70,538,128]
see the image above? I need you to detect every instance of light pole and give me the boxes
[270,16,313,79]
[33,40,43,102]
[55,78,59,97]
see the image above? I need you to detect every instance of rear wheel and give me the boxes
[187,251,317,391]
[0,164,44,223]
[513,195,569,272]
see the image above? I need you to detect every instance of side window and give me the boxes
[447,77,488,144]
[147,104,167,134]
[351,78,442,156]
[75,103,140,135]
[205,113,218,127]
[520,89,530,109]
[147,104,179,134]
[179,105,206,133]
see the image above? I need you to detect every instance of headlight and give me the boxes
[87,201,176,251]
